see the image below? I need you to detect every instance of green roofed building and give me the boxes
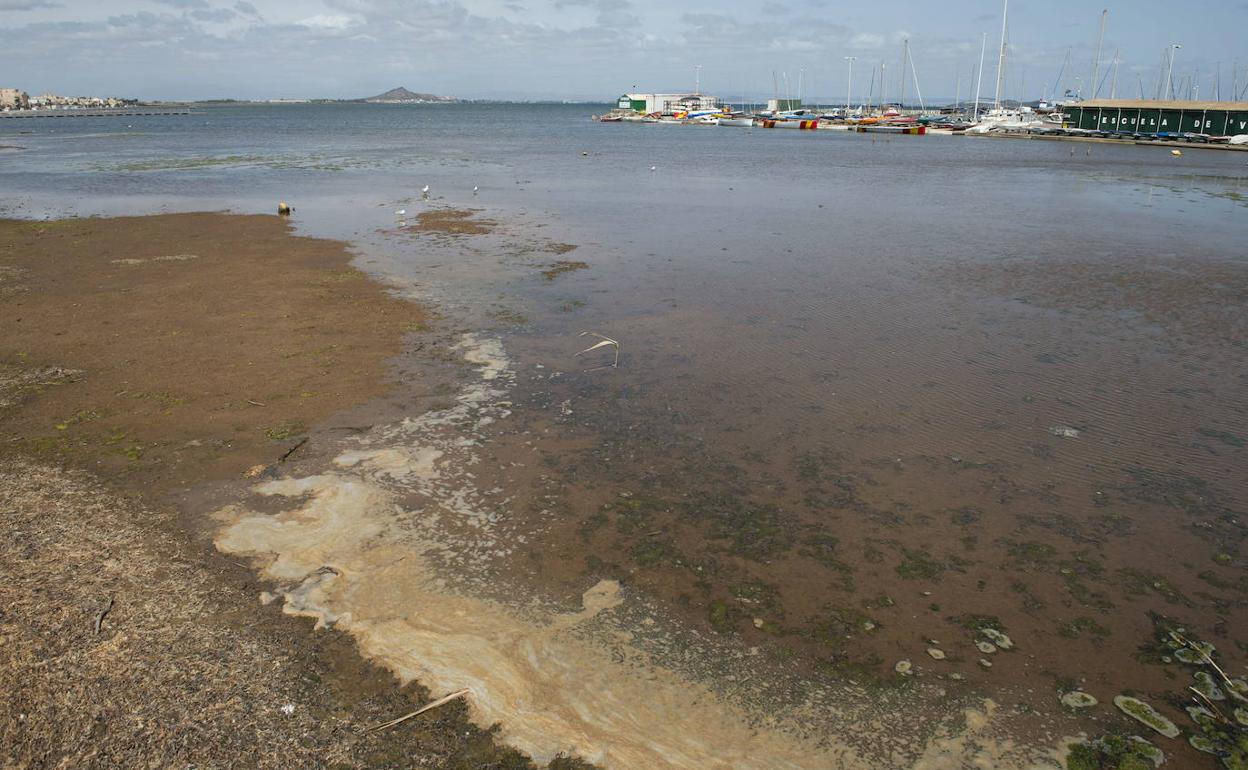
[1065,99,1248,137]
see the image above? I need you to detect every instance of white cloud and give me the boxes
[296,13,359,29]
[0,0,61,9]
[848,32,884,49]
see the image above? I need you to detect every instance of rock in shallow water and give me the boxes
[1113,696,1180,739]
[1060,691,1097,708]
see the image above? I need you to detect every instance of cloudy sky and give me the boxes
[2,0,1245,102]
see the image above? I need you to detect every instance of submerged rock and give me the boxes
[976,640,997,655]
[1226,678,1248,702]
[980,628,1014,650]
[1114,696,1180,739]
[979,658,993,668]
[1173,642,1214,665]
[926,648,946,661]
[1193,671,1225,700]
[894,660,913,676]
[1126,736,1165,768]
[1189,735,1220,754]
[1061,691,1098,709]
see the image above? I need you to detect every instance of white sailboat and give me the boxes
[967,0,1042,133]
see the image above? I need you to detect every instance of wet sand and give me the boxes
[0,213,582,768]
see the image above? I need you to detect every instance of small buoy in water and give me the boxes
[277,201,293,215]
[1171,149,1183,157]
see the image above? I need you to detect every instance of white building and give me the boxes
[617,92,720,114]
[0,88,29,110]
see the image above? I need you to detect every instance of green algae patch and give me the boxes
[1066,734,1164,770]
[1114,696,1180,739]
[1061,691,1098,709]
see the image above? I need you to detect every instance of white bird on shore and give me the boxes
[650,165,657,172]
[472,186,479,195]
[421,185,430,199]
[395,209,406,216]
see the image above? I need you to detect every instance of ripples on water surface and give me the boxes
[4,103,1247,766]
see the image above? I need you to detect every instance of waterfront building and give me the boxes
[1066,99,1248,136]
[617,92,720,114]
[0,88,30,110]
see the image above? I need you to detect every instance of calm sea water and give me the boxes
[4,103,1248,754]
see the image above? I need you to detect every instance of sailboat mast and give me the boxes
[1089,9,1107,99]
[973,32,987,120]
[1110,49,1120,99]
[899,39,909,107]
[908,43,925,113]
[993,0,1008,110]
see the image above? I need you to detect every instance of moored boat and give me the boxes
[761,119,819,129]
[855,124,926,135]
[716,117,755,127]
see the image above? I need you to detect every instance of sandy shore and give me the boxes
[0,213,589,769]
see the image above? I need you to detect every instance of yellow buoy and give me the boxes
[1170,149,1182,157]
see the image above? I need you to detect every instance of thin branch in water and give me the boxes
[575,331,620,371]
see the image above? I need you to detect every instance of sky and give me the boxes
[2,0,1246,103]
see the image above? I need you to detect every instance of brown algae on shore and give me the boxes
[541,260,589,281]
[213,332,1068,769]
[414,208,495,235]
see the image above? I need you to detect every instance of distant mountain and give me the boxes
[361,87,456,103]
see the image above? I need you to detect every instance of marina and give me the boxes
[594,96,1248,151]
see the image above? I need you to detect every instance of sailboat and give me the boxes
[966,0,1042,133]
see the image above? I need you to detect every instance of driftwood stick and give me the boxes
[93,596,114,635]
[1189,688,1229,723]
[278,437,308,463]
[369,689,470,732]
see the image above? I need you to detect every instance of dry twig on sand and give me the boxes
[93,596,114,635]
[369,689,470,733]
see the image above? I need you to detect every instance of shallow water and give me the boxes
[4,103,1246,767]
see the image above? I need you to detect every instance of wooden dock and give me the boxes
[0,108,193,119]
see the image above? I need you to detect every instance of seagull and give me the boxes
[472,186,479,195]
[395,209,406,216]
[421,185,430,199]
[650,165,657,172]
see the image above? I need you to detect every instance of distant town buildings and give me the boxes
[0,87,134,112]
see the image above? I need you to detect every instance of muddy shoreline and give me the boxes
[3,208,1244,770]
[0,212,590,768]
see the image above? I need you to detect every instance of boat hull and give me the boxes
[761,119,819,130]
[855,125,927,135]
